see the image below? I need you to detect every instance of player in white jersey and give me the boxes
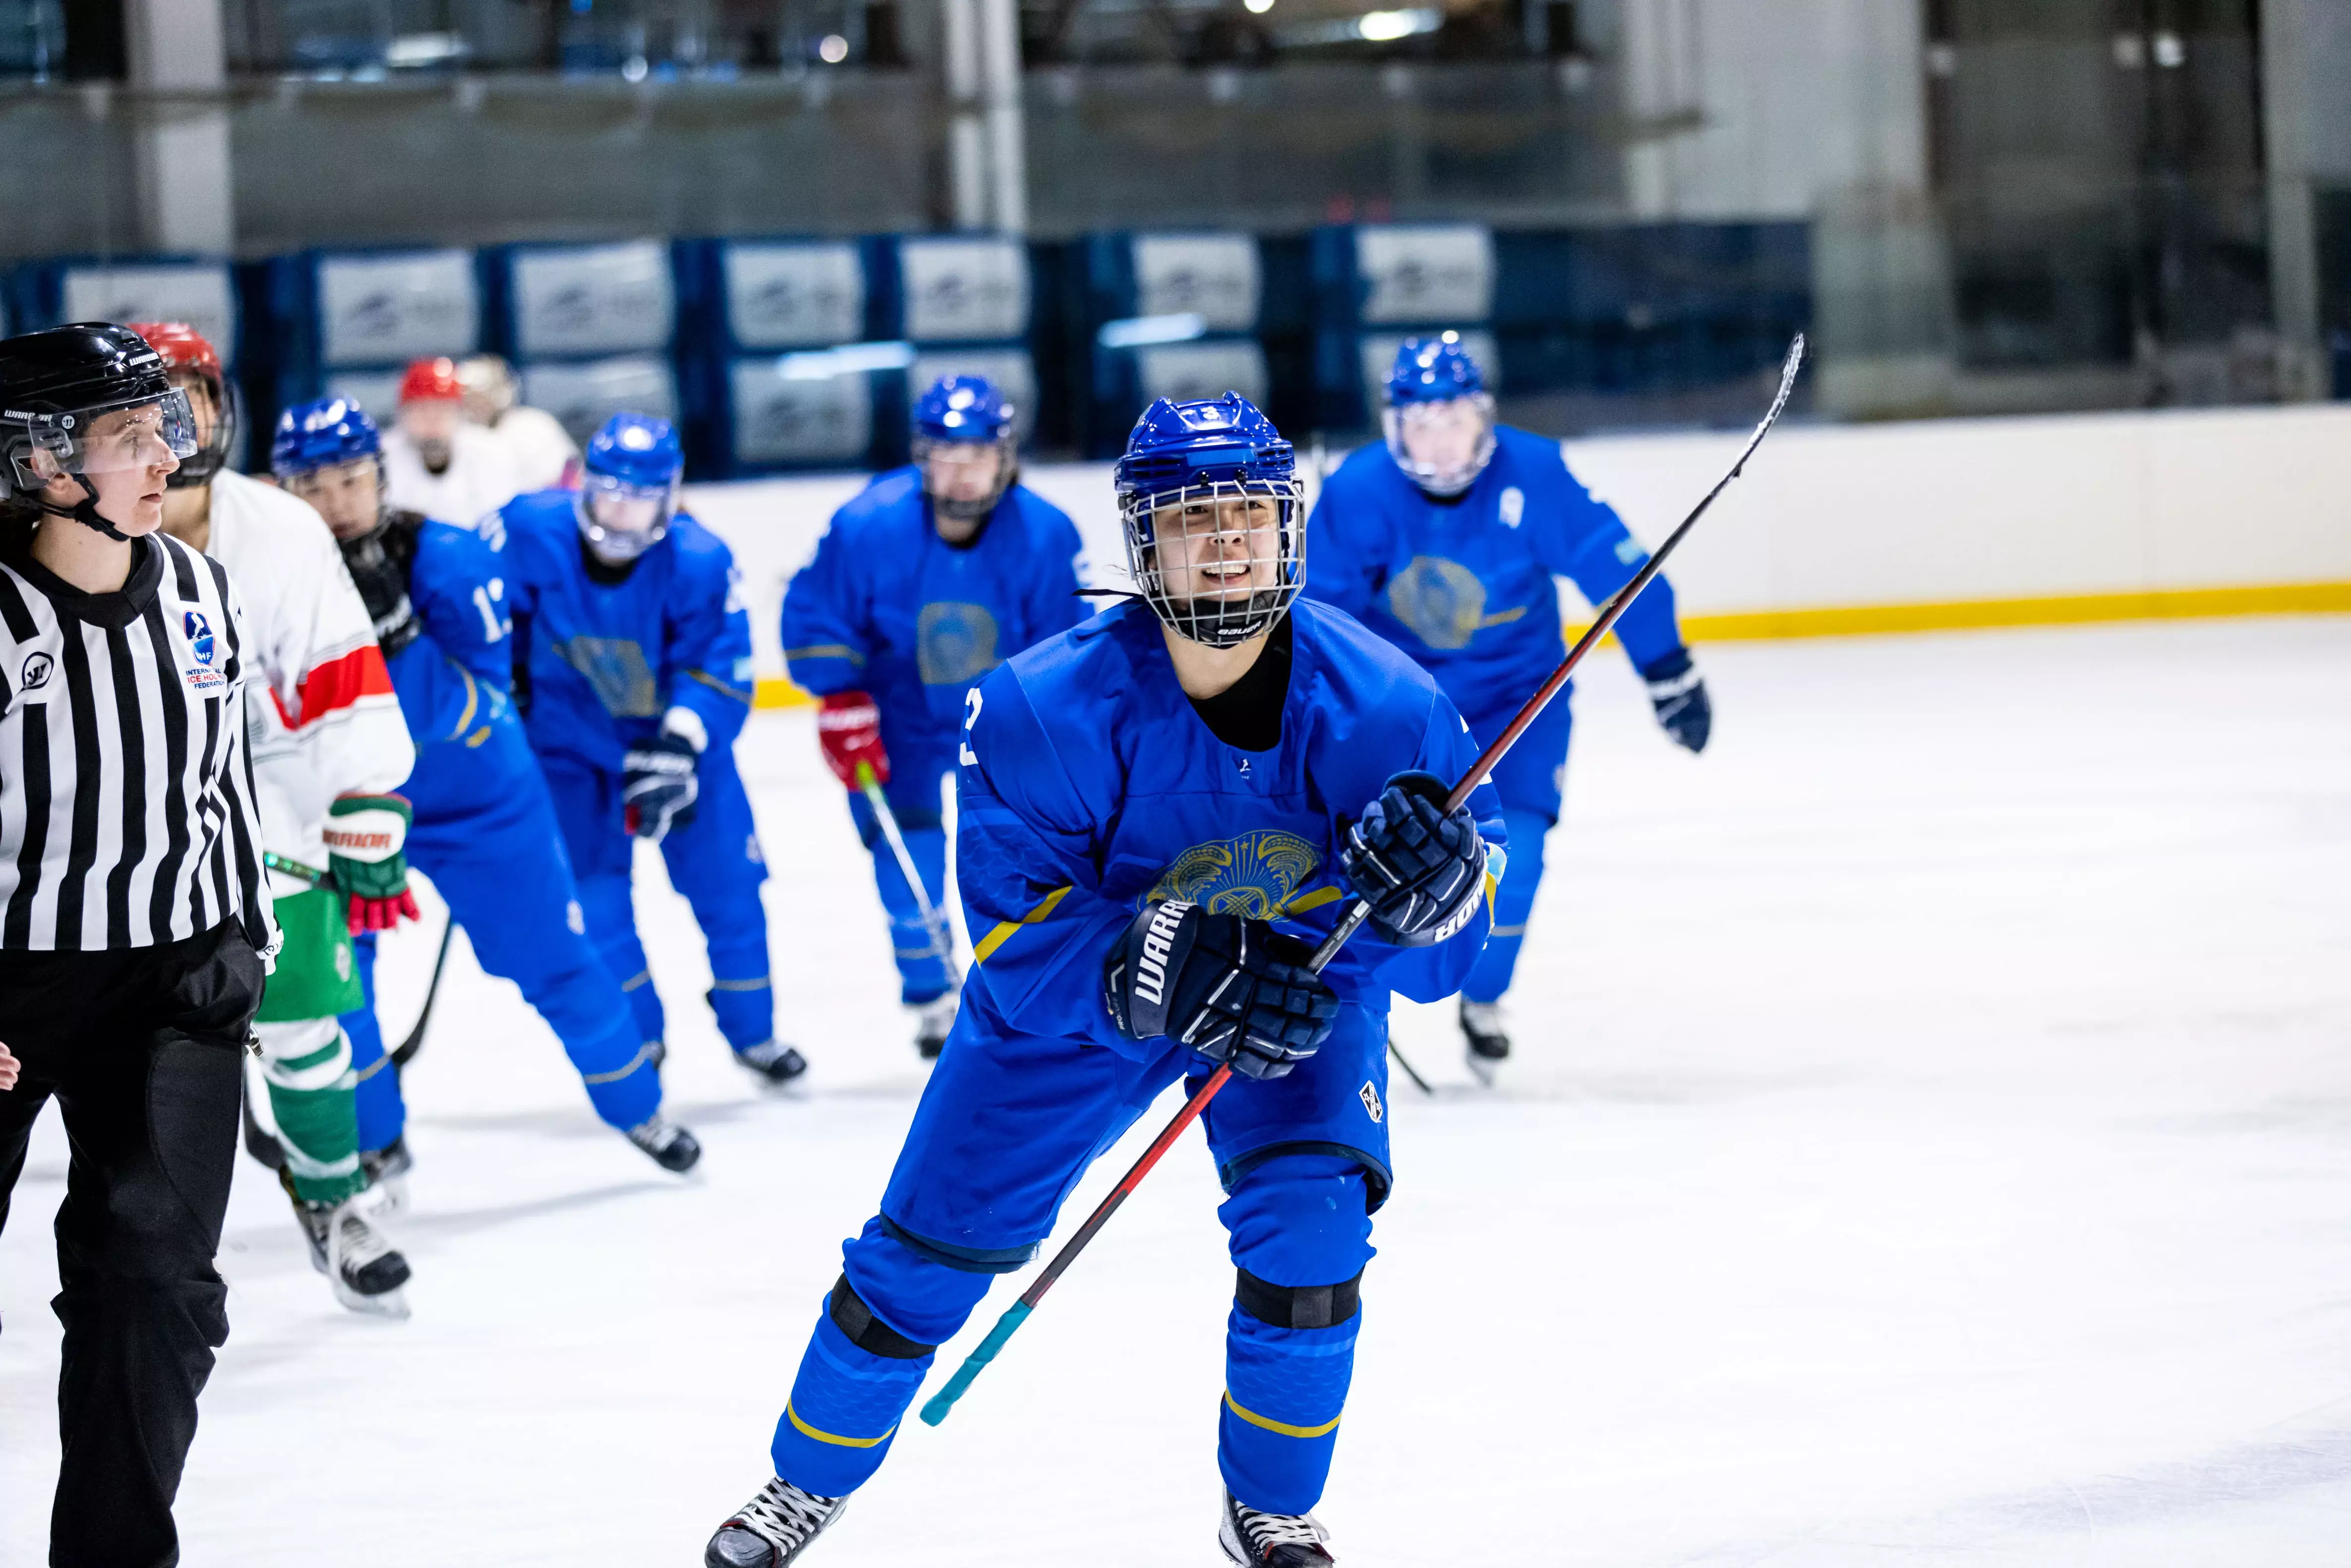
[458,353,581,493]
[381,355,525,525]
[141,323,421,1316]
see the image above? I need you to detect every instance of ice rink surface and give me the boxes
[5,615,2350,1566]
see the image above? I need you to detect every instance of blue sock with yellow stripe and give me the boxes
[771,1219,997,1496]
[1220,1308,1360,1515]
[770,1309,932,1497]
[1216,1155,1374,1515]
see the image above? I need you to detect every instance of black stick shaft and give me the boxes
[1311,332,1804,972]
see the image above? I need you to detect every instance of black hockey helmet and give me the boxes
[0,323,200,540]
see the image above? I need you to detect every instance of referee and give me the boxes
[0,324,279,1568]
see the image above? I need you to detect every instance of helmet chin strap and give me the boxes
[37,473,135,543]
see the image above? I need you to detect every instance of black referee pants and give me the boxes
[0,920,264,1568]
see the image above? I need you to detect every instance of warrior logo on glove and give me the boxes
[1102,900,1339,1081]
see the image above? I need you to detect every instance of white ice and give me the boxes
[5,617,2350,1566]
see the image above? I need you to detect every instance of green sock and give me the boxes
[266,1036,366,1208]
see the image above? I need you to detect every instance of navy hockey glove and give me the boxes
[337,528,421,656]
[623,727,700,844]
[1102,901,1338,1081]
[1341,770,1489,947]
[1641,647,1711,753]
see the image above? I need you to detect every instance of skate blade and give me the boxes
[332,1282,411,1321]
[1464,1050,1503,1089]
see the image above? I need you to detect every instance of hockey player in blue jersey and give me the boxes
[269,398,703,1176]
[779,374,1086,1056]
[498,413,805,1086]
[1306,334,1711,1081]
[706,393,1506,1568]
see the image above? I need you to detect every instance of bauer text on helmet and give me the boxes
[1384,333,1497,499]
[576,411,682,566]
[1116,391,1302,649]
[0,324,201,542]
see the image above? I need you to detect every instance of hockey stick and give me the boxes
[390,919,456,1070]
[856,760,961,987]
[239,1064,288,1170]
[263,849,450,1069]
[921,336,1805,1428]
[1386,1033,1435,1096]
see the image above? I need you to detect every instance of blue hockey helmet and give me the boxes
[271,397,389,540]
[1115,392,1303,648]
[1382,333,1496,498]
[912,374,1018,526]
[271,396,380,478]
[576,411,682,565]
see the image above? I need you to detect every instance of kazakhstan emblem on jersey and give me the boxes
[917,601,1004,687]
[555,636,661,717]
[1386,556,1524,651]
[1147,829,1322,918]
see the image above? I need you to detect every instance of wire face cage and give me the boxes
[1119,473,1303,649]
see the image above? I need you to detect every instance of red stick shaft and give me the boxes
[1018,1063,1233,1308]
[959,333,1805,1392]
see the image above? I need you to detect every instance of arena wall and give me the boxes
[683,402,2351,705]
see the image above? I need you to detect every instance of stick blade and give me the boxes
[1732,333,1806,471]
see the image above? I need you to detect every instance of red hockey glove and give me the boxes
[818,690,889,789]
[325,793,423,934]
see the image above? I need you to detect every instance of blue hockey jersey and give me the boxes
[954,598,1507,1055]
[496,491,755,774]
[378,512,521,806]
[1305,425,1686,722]
[779,468,1087,764]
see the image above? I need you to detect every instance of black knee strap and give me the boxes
[1235,1267,1363,1330]
[828,1275,937,1360]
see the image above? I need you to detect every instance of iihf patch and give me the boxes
[1358,1080,1383,1124]
[182,610,215,666]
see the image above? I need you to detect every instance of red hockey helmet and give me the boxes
[125,321,235,488]
[399,355,465,405]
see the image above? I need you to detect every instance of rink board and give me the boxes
[679,400,2351,707]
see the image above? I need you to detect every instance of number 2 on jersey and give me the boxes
[959,687,984,766]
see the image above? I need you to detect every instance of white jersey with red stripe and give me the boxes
[203,468,414,895]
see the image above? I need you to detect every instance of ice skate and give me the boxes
[734,1039,809,1087]
[1219,1487,1337,1566]
[295,1196,412,1319]
[626,1114,704,1172]
[912,987,958,1060]
[358,1134,413,1216]
[705,1477,848,1567]
[1461,998,1510,1086]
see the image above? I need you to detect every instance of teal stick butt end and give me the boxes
[915,1302,1034,1428]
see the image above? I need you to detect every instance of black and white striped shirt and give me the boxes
[0,527,276,954]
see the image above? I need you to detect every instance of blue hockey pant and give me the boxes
[542,747,776,1055]
[844,758,954,1005]
[342,776,661,1150]
[768,999,1389,1515]
[1462,691,1572,1004]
